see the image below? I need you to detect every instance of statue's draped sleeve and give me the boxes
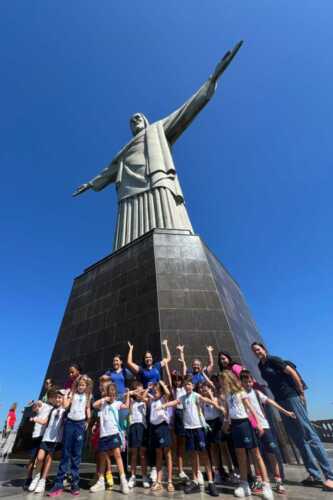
[162,78,217,145]
[89,160,119,192]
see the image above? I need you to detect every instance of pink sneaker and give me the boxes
[47,488,63,497]
[71,490,80,496]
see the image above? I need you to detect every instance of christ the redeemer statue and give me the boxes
[74,41,243,251]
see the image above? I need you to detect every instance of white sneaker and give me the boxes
[28,473,41,492]
[90,477,105,492]
[214,471,224,484]
[128,476,136,489]
[197,470,204,486]
[234,481,251,497]
[142,476,150,488]
[150,467,157,483]
[34,478,46,494]
[179,470,189,481]
[120,476,129,495]
[262,483,274,500]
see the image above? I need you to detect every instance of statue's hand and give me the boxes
[211,40,243,83]
[72,183,91,197]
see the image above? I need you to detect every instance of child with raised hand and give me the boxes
[91,383,131,494]
[28,389,66,494]
[220,371,274,500]
[127,381,150,489]
[162,377,222,497]
[198,382,224,484]
[90,375,114,492]
[48,375,93,497]
[148,380,174,492]
[240,369,296,495]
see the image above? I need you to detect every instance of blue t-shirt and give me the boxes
[105,368,133,399]
[138,362,162,388]
[187,368,207,386]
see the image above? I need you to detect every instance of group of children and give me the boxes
[24,341,297,499]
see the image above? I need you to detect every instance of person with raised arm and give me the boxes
[177,344,215,386]
[127,339,171,388]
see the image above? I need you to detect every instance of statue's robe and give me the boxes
[89,79,216,250]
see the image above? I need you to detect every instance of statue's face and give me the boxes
[130,113,146,135]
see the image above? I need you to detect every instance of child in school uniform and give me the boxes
[220,371,274,499]
[28,389,66,494]
[198,382,225,484]
[24,397,53,490]
[127,381,150,489]
[240,369,296,495]
[163,377,222,496]
[90,375,114,492]
[91,383,130,494]
[148,381,174,492]
[48,375,93,497]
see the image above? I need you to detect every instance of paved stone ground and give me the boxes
[0,445,332,500]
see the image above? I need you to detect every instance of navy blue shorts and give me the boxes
[39,441,62,455]
[150,422,171,449]
[259,428,279,454]
[206,418,222,445]
[185,428,206,451]
[174,409,186,437]
[30,436,42,457]
[99,434,122,452]
[128,423,148,449]
[231,418,258,449]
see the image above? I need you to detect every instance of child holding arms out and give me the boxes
[148,380,174,492]
[220,371,274,499]
[24,397,53,490]
[163,377,222,496]
[48,375,93,497]
[240,369,296,494]
[91,383,131,494]
[28,389,66,494]
[90,375,114,492]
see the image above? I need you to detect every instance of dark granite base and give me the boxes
[43,229,265,385]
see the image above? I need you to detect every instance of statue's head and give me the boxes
[130,112,149,136]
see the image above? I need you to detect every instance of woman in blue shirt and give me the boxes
[127,340,171,388]
[105,354,133,400]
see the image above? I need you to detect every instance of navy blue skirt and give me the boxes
[231,418,258,449]
[150,422,172,449]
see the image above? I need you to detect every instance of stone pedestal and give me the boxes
[44,229,265,384]
[14,229,294,462]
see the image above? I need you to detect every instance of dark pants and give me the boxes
[279,396,333,481]
[54,419,86,489]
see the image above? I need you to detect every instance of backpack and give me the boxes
[284,360,308,392]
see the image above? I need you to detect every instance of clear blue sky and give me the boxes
[0,1,332,425]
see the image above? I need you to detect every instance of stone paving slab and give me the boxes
[1,461,333,500]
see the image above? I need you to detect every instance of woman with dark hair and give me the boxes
[251,342,333,492]
[105,355,133,401]
[127,340,171,388]
[218,351,244,378]
[64,363,82,390]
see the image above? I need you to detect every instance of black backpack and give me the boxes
[284,360,308,392]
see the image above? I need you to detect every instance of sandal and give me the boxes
[167,482,175,492]
[151,482,163,492]
[302,476,322,487]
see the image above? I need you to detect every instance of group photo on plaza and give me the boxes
[1,2,332,500]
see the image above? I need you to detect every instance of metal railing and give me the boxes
[312,419,333,443]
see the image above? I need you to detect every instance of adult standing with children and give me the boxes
[251,342,333,492]
[127,339,171,388]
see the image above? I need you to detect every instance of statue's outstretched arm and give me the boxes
[163,41,243,145]
[73,160,119,197]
